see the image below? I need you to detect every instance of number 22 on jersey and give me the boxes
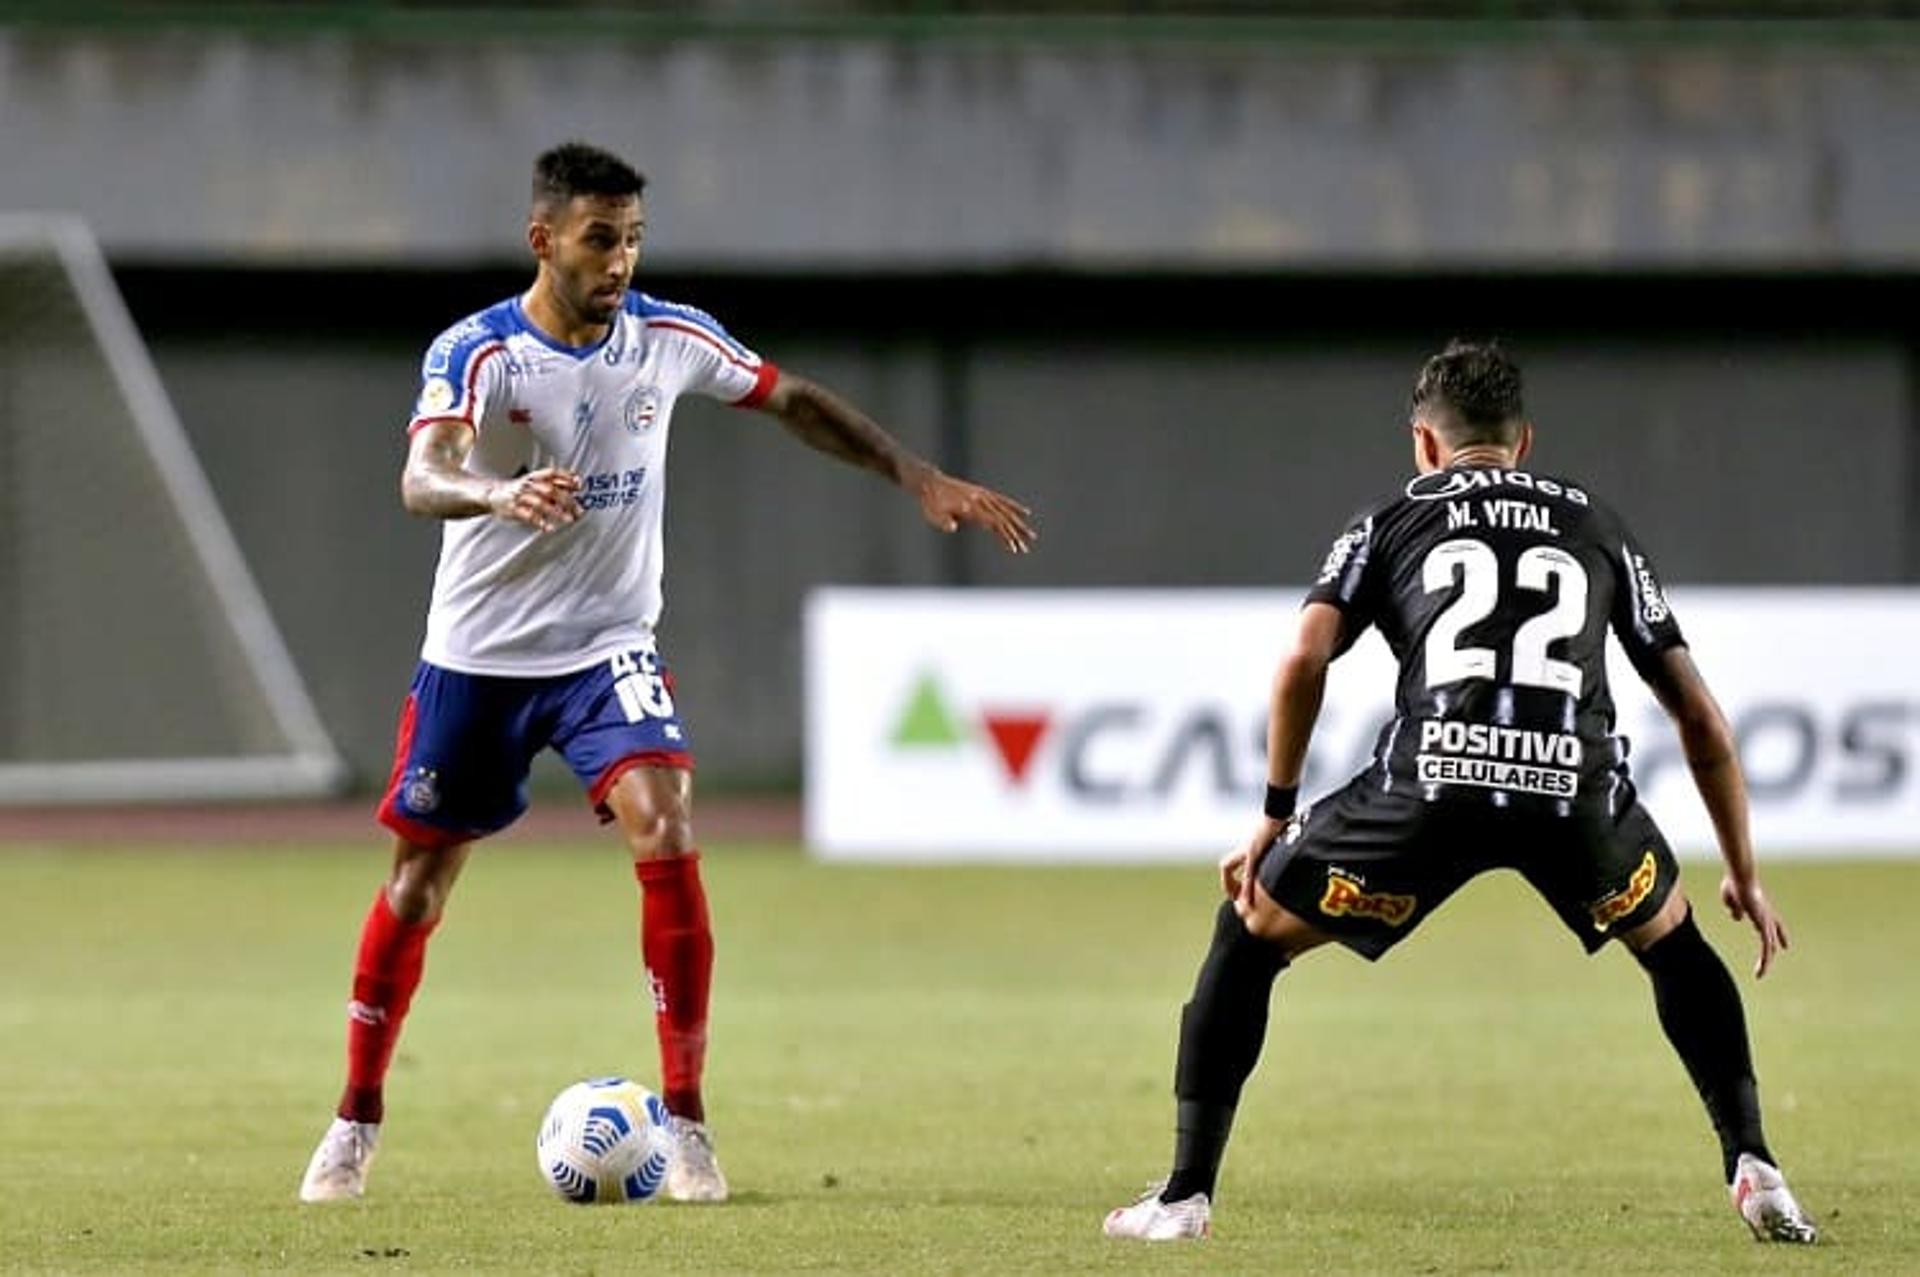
[1422,538,1588,695]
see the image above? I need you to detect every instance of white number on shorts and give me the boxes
[1422,539,1589,696]
[609,650,675,722]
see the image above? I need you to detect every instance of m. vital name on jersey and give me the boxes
[1415,719,1582,798]
[1444,499,1560,535]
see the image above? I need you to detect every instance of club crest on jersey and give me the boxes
[1590,850,1659,930]
[1319,870,1416,927]
[401,766,441,815]
[417,377,456,416]
[623,385,662,436]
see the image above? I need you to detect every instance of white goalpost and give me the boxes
[0,215,347,802]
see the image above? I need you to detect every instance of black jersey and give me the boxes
[1306,463,1686,813]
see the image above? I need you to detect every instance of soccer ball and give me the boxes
[536,1077,676,1204]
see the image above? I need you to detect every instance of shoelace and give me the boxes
[678,1128,717,1167]
[321,1131,369,1170]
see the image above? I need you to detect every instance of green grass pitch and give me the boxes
[0,841,1913,1274]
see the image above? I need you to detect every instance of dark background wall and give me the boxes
[11,16,1920,267]
[119,267,1919,790]
[8,9,1915,791]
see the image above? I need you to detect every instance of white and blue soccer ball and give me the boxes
[536,1077,676,1204]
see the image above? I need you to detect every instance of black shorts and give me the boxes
[1254,775,1680,960]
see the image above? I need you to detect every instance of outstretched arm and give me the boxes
[756,372,1035,554]
[401,419,582,531]
[1223,602,1345,911]
[1644,645,1790,977]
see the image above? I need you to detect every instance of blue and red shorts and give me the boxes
[376,648,693,849]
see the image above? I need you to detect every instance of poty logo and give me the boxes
[890,672,1052,784]
[1318,872,1417,927]
[1589,850,1659,931]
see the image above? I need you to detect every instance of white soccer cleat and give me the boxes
[298,1117,380,1203]
[1103,1181,1212,1241]
[1731,1152,1818,1244]
[664,1116,729,1203]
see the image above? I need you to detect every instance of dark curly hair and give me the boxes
[532,141,646,212]
[1409,339,1525,445]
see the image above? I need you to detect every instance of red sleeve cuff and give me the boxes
[732,361,780,409]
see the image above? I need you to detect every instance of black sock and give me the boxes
[1635,909,1775,1181]
[1163,901,1289,1201]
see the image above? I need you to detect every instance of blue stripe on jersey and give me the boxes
[506,296,614,360]
[628,292,752,360]
[421,299,518,382]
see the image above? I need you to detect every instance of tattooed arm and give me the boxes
[757,372,1035,554]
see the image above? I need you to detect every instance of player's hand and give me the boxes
[489,467,584,532]
[1720,873,1790,978]
[1222,815,1288,919]
[913,471,1036,554]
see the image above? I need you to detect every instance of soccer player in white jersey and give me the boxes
[300,141,1035,1204]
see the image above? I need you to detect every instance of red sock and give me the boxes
[635,853,714,1122]
[336,889,438,1124]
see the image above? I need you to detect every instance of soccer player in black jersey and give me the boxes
[1104,340,1817,1245]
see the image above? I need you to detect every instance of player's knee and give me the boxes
[618,801,695,860]
[626,826,695,861]
[1629,901,1706,970]
[605,768,696,860]
[1238,889,1290,944]
[387,860,449,923]
[1621,884,1691,957]
[1238,888,1330,960]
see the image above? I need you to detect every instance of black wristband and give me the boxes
[1263,784,1298,821]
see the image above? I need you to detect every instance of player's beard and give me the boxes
[572,273,627,326]
[580,287,621,325]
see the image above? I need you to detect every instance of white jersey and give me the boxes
[407,292,777,676]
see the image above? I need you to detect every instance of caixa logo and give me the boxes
[887,673,1385,800]
[890,673,1052,783]
[1630,698,1920,804]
